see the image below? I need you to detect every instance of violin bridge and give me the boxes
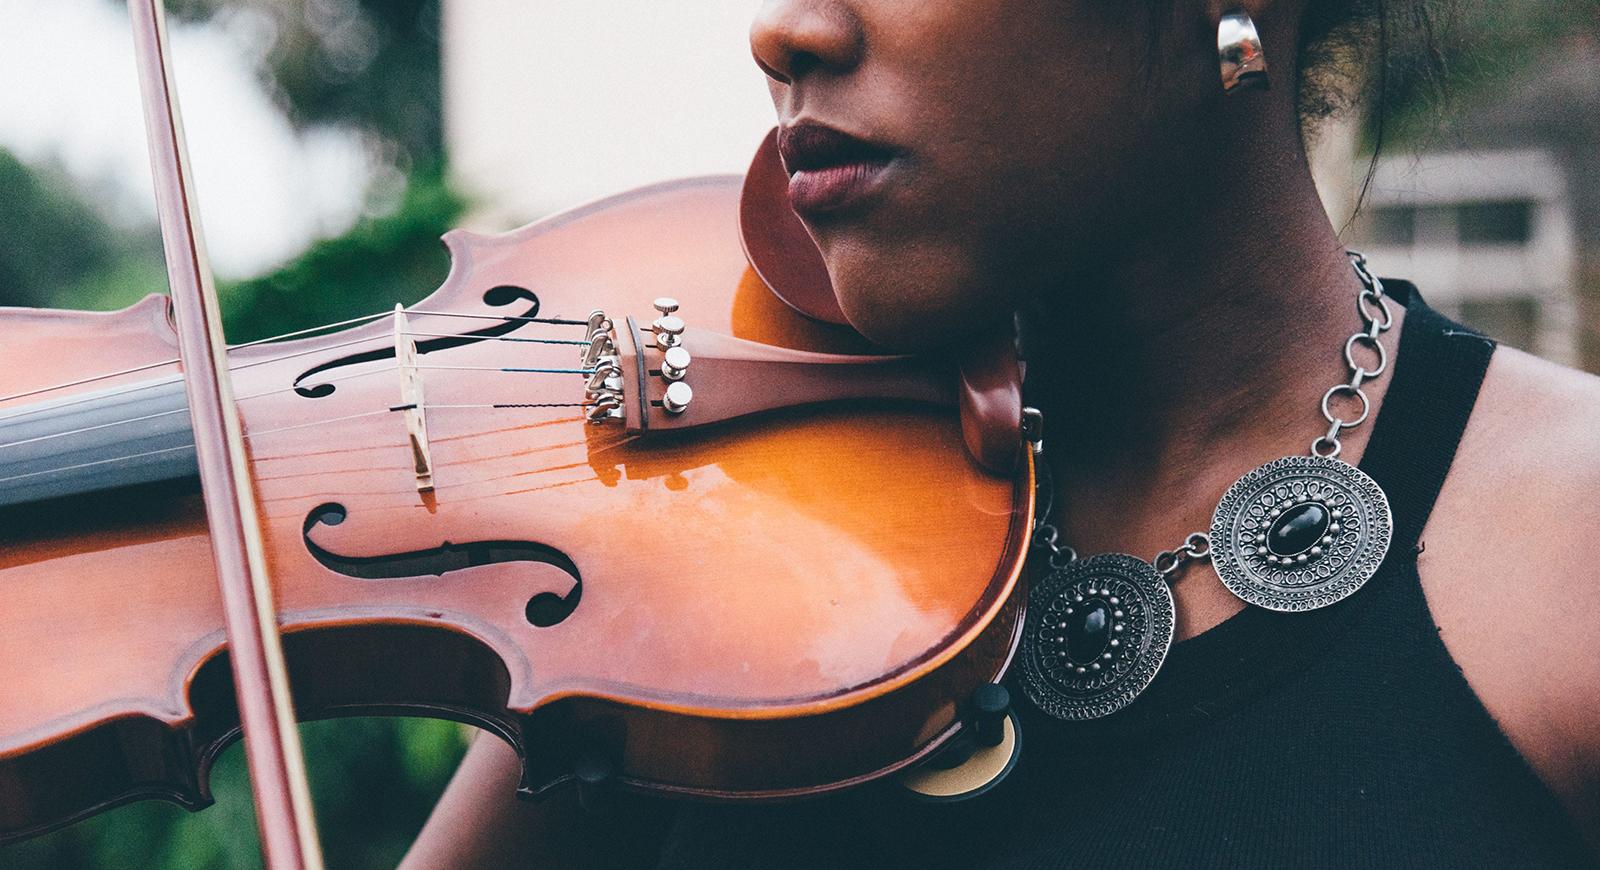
[393,305,435,492]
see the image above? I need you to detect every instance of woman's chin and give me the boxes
[821,242,1008,351]
[836,288,1001,352]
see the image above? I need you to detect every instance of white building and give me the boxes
[1347,39,1600,370]
[1353,147,1582,365]
[442,1,776,228]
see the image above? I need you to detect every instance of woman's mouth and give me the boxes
[777,122,900,216]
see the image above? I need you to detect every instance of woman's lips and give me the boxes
[787,160,894,214]
[777,122,900,216]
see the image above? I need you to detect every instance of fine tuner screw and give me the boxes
[653,315,685,350]
[649,299,690,413]
[662,381,693,415]
[661,345,691,381]
[652,298,685,349]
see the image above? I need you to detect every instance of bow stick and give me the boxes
[127,1,325,866]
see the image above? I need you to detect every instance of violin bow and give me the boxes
[127,1,325,866]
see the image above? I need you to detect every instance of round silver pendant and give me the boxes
[1209,455,1392,612]
[1018,553,1175,721]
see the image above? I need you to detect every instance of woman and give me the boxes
[405,1,1600,866]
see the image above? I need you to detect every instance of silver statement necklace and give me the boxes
[1017,251,1396,721]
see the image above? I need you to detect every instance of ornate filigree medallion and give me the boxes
[1209,455,1391,612]
[1018,553,1175,721]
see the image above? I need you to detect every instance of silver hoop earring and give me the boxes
[1218,10,1269,94]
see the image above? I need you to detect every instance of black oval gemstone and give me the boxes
[1065,599,1112,665]
[1267,502,1330,556]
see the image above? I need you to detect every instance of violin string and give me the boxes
[0,444,196,487]
[424,403,593,410]
[411,365,598,375]
[235,366,400,401]
[0,306,590,408]
[0,401,599,488]
[240,409,393,438]
[409,309,589,326]
[0,329,380,419]
[0,311,600,434]
[402,331,589,346]
[260,435,628,503]
[245,402,597,438]
[0,364,601,452]
[0,405,188,452]
[0,366,395,452]
[0,365,367,444]
[252,425,640,507]
[0,302,602,458]
[0,309,400,407]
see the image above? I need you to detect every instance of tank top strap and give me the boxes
[1354,279,1497,555]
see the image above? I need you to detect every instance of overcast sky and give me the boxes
[443,1,779,222]
[0,0,373,278]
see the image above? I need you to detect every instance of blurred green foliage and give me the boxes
[0,1,480,864]
[165,0,444,169]
[219,164,463,343]
[0,150,162,310]
[7,718,471,870]
[1366,0,1600,146]
[0,139,473,870]
[0,160,473,870]
[0,149,463,327]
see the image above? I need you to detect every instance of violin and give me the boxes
[0,2,1033,862]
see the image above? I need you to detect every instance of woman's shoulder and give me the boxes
[1419,341,1600,835]
[1449,343,1600,550]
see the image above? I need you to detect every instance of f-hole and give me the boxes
[293,285,542,398]
[303,502,583,628]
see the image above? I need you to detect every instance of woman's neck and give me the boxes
[1023,129,1405,585]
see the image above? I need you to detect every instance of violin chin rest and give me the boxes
[897,711,1022,803]
[739,127,851,327]
[740,128,1025,475]
[959,328,1025,474]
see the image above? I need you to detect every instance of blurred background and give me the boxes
[0,1,1595,867]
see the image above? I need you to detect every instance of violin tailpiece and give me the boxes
[607,300,957,436]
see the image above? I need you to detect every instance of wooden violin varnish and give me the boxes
[0,5,1034,861]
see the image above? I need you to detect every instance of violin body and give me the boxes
[0,175,1030,842]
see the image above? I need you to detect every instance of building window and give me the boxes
[1368,205,1415,246]
[1360,199,1535,247]
[1457,200,1533,245]
[1455,296,1539,351]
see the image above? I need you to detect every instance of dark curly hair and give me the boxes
[1297,0,1458,211]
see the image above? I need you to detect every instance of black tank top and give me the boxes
[652,281,1597,869]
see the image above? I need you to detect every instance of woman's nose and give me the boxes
[749,0,863,85]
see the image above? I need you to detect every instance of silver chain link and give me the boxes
[1027,250,1390,581]
[1313,251,1394,458]
[1152,532,1213,577]
[1026,451,1081,570]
